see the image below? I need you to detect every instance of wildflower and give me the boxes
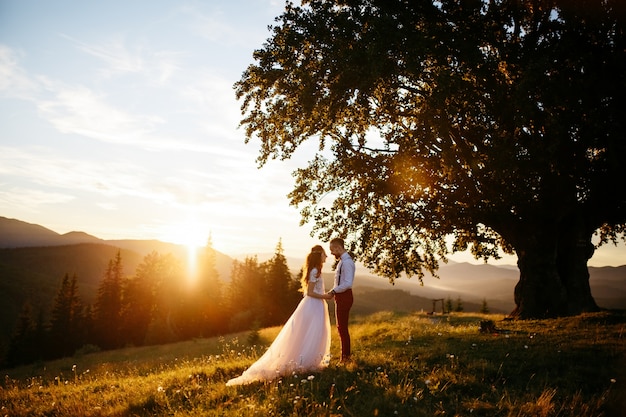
[610,378,617,383]
[307,375,315,381]
[157,386,164,393]
[301,379,307,384]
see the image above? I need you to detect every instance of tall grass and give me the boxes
[1,311,624,416]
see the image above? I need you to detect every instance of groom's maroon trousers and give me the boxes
[335,289,353,361]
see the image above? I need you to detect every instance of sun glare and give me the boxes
[162,221,209,249]
[160,220,210,285]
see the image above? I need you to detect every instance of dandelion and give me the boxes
[157,386,164,393]
[610,378,617,383]
[301,379,307,384]
[307,375,315,381]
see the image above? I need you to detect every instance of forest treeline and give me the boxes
[2,240,302,368]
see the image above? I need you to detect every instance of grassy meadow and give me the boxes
[1,311,624,416]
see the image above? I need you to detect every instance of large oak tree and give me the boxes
[235,0,626,318]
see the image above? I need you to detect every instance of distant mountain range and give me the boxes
[0,215,624,346]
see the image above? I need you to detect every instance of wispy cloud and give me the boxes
[0,146,152,198]
[0,144,269,210]
[37,83,166,145]
[1,42,247,154]
[62,34,143,77]
[63,33,185,85]
[0,185,74,212]
[0,45,39,99]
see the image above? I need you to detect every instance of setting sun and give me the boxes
[161,220,210,250]
[159,220,211,284]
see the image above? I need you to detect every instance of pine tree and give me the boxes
[5,302,39,366]
[49,273,83,357]
[480,299,490,314]
[93,251,124,349]
[263,239,300,325]
[80,304,94,347]
[454,297,464,313]
[196,236,226,336]
[445,297,453,314]
[142,252,184,345]
[226,256,264,331]
[120,270,154,346]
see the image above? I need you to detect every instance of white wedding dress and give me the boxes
[226,269,331,385]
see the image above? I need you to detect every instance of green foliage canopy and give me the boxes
[235,0,626,284]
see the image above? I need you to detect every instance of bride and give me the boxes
[226,245,333,386]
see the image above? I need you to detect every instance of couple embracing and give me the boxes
[226,238,354,386]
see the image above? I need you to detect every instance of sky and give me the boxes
[0,1,624,267]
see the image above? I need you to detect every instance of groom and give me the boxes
[327,237,355,363]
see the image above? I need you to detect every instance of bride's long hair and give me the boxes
[301,245,325,292]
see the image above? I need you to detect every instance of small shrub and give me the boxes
[74,344,101,357]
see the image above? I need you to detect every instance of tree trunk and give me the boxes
[509,214,600,319]
[556,213,599,315]
[510,226,568,319]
